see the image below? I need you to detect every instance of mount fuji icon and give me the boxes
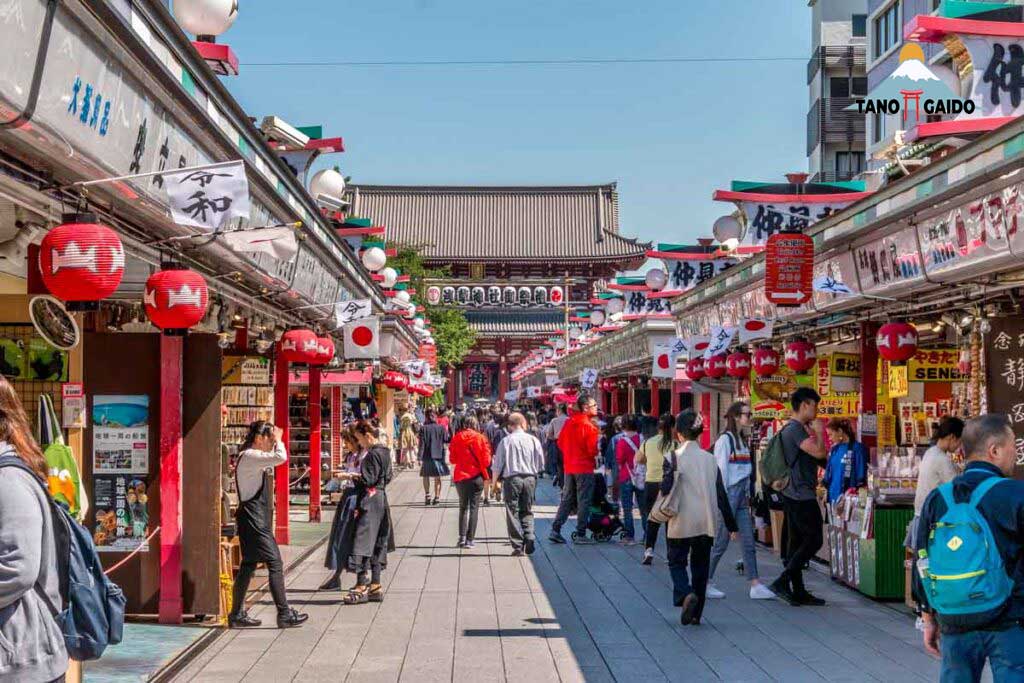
[845,56,961,113]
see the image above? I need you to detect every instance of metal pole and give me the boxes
[564,271,570,354]
[69,159,243,188]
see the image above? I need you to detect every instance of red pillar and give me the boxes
[273,353,291,545]
[498,360,509,401]
[699,392,712,450]
[860,321,880,452]
[650,379,660,417]
[330,386,343,469]
[308,366,322,522]
[234,321,248,352]
[671,380,682,414]
[611,387,620,414]
[158,335,183,624]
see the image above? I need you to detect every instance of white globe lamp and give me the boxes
[605,298,624,316]
[309,168,347,201]
[414,317,425,330]
[713,214,743,245]
[173,0,239,36]
[395,290,411,305]
[361,247,387,272]
[569,326,583,340]
[554,339,566,350]
[379,267,398,288]
[590,310,606,327]
[645,268,668,291]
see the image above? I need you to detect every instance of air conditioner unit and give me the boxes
[259,116,310,149]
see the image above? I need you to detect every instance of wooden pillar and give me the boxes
[273,353,291,545]
[307,366,322,522]
[860,321,880,451]
[446,366,456,406]
[699,392,712,450]
[158,334,183,624]
[650,379,660,416]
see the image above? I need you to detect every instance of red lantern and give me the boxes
[876,322,919,362]
[143,268,208,332]
[382,371,408,390]
[39,213,125,309]
[314,337,335,365]
[279,329,318,363]
[785,338,817,373]
[753,347,780,377]
[686,357,706,381]
[726,351,751,378]
[705,353,727,379]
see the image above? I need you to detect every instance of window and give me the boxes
[872,110,886,143]
[830,77,851,98]
[852,14,867,38]
[836,152,865,179]
[873,1,901,59]
[852,77,868,96]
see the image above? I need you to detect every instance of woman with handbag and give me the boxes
[615,415,644,545]
[661,410,738,626]
[636,413,677,565]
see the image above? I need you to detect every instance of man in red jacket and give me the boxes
[549,394,601,545]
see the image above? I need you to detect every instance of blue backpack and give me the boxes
[922,476,1013,627]
[0,455,125,661]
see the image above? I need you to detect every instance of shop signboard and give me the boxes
[907,348,964,382]
[92,474,151,554]
[92,395,149,474]
[62,382,86,429]
[831,353,861,378]
[740,280,776,320]
[853,226,925,299]
[917,190,1013,284]
[961,37,1024,120]
[985,318,1024,474]
[818,393,860,419]
[888,365,909,398]
[749,365,813,419]
[739,201,853,249]
[816,356,831,396]
[664,257,734,292]
[765,232,814,307]
[222,356,271,385]
[812,250,861,312]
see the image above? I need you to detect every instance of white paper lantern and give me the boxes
[569,326,583,340]
[309,168,347,202]
[605,298,624,315]
[173,0,239,36]
[395,290,411,305]
[379,267,398,288]
[713,214,743,243]
[554,339,566,350]
[362,247,387,272]
[645,268,668,291]
[590,310,606,326]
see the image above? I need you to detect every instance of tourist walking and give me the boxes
[418,408,450,506]
[492,412,545,556]
[449,416,492,548]
[637,413,678,564]
[822,418,868,505]
[706,402,775,600]
[769,387,828,606]
[338,421,396,605]
[544,403,570,485]
[0,377,69,681]
[615,415,643,545]
[661,410,737,625]
[549,394,601,545]
[915,414,1024,682]
[399,409,419,470]
[229,420,308,628]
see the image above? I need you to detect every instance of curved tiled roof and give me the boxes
[463,310,564,337]
[346,184,649,263]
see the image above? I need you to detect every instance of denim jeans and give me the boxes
[709,477,759,581]
[620,479,645,541]
[552,473,595,536]
[941,624,1024,683]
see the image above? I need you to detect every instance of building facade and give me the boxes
[808,0,869,182]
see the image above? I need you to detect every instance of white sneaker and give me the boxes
[642,548,654,565]
[749,583,776,600]
[706,584,726,599]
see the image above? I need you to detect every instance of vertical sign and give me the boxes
[765,232,814,306]
[985,317,1024,478]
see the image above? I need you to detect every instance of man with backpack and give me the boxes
[766,387,828,606]
[915,414,1024,681]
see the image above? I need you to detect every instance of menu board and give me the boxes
[985,317,1024,478]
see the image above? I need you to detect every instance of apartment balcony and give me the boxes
[807,97,866,156]
[807,44,867,84]
[810,171,863,183]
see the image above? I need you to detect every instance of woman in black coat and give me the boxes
[337,420,396,604]
[418,408,450,505]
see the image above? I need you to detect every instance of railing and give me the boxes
[807,44,867,84]
[807,97,866,155]
[810,171,864,183]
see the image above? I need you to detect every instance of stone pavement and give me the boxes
[170,472,945,682]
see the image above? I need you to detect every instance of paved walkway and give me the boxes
[171,472,943,682]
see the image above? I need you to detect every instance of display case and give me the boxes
[288,389,331,495]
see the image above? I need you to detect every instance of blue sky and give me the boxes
[220,1,810,248]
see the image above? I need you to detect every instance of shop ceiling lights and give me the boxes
[785,338,817,373]
[279,328,319,363]
[40,213,125,310]
[143,267,209,333]
[876,322,919,362]
[361,246,387,272]
[705,353,728,379]
[753,346,780,377]
[726,350,751,378]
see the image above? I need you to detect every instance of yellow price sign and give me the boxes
[888,365,909,398]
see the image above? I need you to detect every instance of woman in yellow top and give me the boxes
[636,413,678,566]
[399,410,419,470]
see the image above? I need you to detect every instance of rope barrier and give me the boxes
[102,526,162,575]
[288,469,310,489]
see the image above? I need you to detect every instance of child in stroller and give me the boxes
[571,472,624,543]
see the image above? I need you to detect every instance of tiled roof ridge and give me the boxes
[349,183,618,194]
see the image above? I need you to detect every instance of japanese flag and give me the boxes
[343,315,380,359]
[651,343,677,379]
[688,336,710,360]
[738,317,775,344]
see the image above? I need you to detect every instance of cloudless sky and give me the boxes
[219,1,810,249]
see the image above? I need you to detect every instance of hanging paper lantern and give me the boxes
[599,379,615,392]
[533,286,548,305]
[590,310,606,327]
[753,346,780,377]
[279,328,319,363]
[705,353,728,379]
[382,370,408,390]
[425,286,441,305]
[502,286,516,305]
[143,267,209,332]
[361,246,387,272]
[876,321,919,362]
[39,213,125,309]
[645,268,668,291]
[686,357,706,381]
[726,350,751,378]
[785,338,817,373]
[314,337,335,365]
[488,286,502,305]
[605,298,624,315]
[549,286,564,306]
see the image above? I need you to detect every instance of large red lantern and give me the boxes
[279,329,318,363]
[40,213,125,309]
[726,351,751,378]
[314,337,335,365]
[753,347,780,377]
[876,322,918,362]
[143,268,208,332]
[785,338,817,373]
[705,353,727,379]
[686,357,706,381]
[382,370,408,390]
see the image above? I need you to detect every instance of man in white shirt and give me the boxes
[494,412,545,556]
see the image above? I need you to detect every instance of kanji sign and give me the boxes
[765,232,814,307]
[907,348,964,382]
[165,161,250,230]
[985,318,1024,476]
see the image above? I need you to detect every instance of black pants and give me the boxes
[667,535,713,621]
[354,556,382,585]
[779,497,823,594]
[231,553,288,617]
[456,475,485,541]
[552,473,595,536]
[641,485,662,550]
[503,475,537,550]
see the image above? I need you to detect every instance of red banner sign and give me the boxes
[419,343,437,369]
[765,232,814,307]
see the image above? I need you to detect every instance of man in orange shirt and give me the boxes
[549,395,601,545]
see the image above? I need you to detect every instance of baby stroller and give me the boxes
[571,474,625,543]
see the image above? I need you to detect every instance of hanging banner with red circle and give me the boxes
[765,231,814,307]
